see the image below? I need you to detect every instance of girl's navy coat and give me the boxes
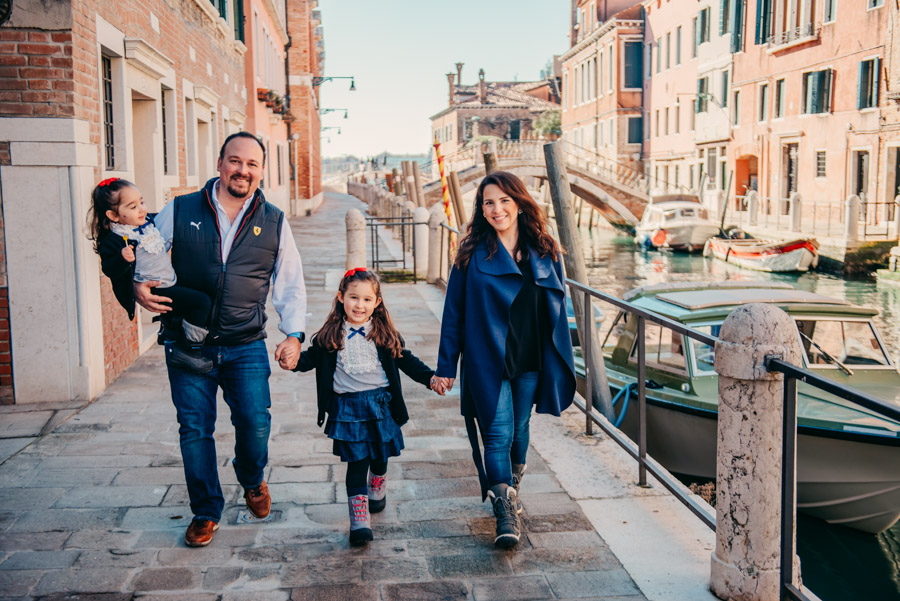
[437,243,576,421]
[294,335,434,427]
[437,243,576,495]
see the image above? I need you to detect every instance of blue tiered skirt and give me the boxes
[325,387,404,462]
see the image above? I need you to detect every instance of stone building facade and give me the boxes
[560,4,644,169]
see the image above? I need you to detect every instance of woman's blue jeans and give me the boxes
[166,339,272,523]
[481,371,539,488]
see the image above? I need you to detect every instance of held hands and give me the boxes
[121,244,135,263]
[275,336,301,371]
[429,376,454,396]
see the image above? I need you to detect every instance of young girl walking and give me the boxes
[293,267,440,545]
[89,177,214,373]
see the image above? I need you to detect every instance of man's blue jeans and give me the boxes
[166,339,272,523]
[481,371,539,488]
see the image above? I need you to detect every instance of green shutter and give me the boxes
[720,0,728,35]
[857,61,866,110]
[873,57,881,106]
[822,69,832,113]
[731,0,744,52]
[755,0,770,45]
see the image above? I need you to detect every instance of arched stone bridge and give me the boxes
[422,141,667,231]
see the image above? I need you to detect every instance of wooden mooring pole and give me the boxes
[543,141,614,420]
[483,152,498,175]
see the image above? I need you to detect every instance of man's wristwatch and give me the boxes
[288,332,305,343]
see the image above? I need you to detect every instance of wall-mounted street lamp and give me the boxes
[322,126,342,135]
[312,76,356,91]
[321,108,349,118]
[676,91,724,110]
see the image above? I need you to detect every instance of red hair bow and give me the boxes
[344,267,367,278]
[98,177,119,187]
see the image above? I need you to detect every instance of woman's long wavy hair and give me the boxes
[454,171,561,269]
[316,269,404,358]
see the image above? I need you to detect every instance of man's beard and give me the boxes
[226,177,252,199]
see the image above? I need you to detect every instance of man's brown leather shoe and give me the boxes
[244,480,271,519]
[184,519,219,547]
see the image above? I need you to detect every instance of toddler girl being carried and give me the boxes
[89,177,213,373]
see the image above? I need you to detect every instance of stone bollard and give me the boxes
[413,206,430,277]
[845,195,860,242]
[345,208,367,270]
[427,206,447,284]
[790,192,802,232]
[404,201,417,252]
[711,303,803,601]
[747,191,759,226]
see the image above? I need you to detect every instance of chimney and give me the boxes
[455,62,464,86]
[478,68,487,104]
[446,72,455,106]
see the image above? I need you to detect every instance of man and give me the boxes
[136,132,306,547]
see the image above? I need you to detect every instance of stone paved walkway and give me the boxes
[0,190,716,601]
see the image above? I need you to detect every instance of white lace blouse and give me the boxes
[333,320,389,394]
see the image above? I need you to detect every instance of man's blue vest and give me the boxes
[171,178,283,345]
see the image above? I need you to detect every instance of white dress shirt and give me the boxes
[154,179,307,336]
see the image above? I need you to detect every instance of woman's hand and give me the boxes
[430,377,454,395]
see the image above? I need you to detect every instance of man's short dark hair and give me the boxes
[220,131,266,165]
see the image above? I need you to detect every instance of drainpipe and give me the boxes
[283,0,294,189]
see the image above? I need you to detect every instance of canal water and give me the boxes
[580,226,900,601]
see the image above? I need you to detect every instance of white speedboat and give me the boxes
[635,195,721,252]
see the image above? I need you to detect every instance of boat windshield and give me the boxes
[688,324,721,374]
[628,320,688,374]
[795,319,891,368]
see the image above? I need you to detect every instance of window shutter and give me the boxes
[808,72,820,113]
[857,61,866,110]
[755,0,770,45]
[873,57,881,106]
[720,0,728,35]
[731,0,744,52]
[823,69,833,113]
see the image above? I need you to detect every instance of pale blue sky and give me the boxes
[318,0,570,158]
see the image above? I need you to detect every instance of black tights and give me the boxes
[346,457,388,496]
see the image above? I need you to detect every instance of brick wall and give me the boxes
[286,0,321,201]
[0,30,74,118]
[0,170,11,403]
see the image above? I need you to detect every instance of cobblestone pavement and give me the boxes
[0,190,650,601]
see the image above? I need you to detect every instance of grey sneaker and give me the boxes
[348,494,373,546]
[511,464,527,514]
[368,472,387,513]
[487,484,520,549]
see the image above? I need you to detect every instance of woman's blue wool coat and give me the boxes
[436,243,576,427]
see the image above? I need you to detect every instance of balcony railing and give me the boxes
[767,23,819,48]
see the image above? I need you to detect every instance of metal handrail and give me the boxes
[365,215,417,283]
[766,357,900,601]
[565,277,716,530]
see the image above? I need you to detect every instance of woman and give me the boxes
[434,171,576,549]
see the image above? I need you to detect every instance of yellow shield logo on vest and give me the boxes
[253,226,261,236]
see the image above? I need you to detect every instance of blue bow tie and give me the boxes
[136,218,153,235]
[348,326,365,339]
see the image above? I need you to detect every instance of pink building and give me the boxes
[560,3,644,170]
[731,0,891,224]
[642,0,698,195]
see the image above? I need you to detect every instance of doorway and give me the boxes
[852,150,870,222]
[781,143,798,215]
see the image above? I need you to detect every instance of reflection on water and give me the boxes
[581,226,900,601]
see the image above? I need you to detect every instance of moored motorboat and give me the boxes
[703,236,819,272]
[635,195,721,252]
[578,281,900,533]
